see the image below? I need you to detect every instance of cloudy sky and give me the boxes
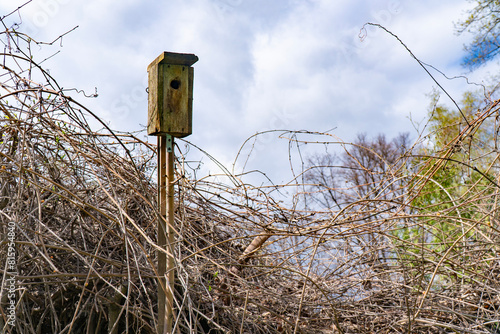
[1,0,498,184]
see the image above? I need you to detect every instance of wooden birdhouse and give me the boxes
[147,52,198,137]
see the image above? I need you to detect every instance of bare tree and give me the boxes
[306,132,411,210]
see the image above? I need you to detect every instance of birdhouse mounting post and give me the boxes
[147,51,198,334]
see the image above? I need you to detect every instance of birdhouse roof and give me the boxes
[147,52,199,71]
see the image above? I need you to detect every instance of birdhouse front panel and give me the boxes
[147,52,197,137]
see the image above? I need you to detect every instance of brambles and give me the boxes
[3,10,500,334]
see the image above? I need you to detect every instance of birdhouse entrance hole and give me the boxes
[170,79,181,89]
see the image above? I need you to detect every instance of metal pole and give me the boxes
[157,135,175,334]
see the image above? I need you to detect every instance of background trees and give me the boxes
[305,132,411,211]
[458,0,500,67]
[304,87,500,316]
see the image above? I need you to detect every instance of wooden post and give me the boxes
[157,135,167,333]
[157,134,175,334]
[148,52,198,334]
[166,137,176,332]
